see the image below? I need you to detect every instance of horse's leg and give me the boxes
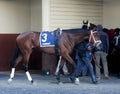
[55,55,68,75]
[64,53,76,70]
[8,42,22,84]
[63,63,69,75]
[23,51,34,84]
[8,55,22,84]
[55,56,62,75]
[23,63,34,84]
[63,53,80,84]
[56,56,65,83]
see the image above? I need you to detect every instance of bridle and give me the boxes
[89,30,102,48]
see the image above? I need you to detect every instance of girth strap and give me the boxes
[54,28,61,56]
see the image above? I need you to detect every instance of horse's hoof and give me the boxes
[8,79,13,84]
[74,81,80,85]
[54,72,58,76]
[31,82,37,86]
[74,78,80,85]
[31,80,35,85]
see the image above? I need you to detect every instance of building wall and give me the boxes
[1,0,120,34]
[0,34,20,71]
[1,0,120,73]
[103,0,120,29]
[0,0,42,33]
[31,0,42,31]
[0,0,31,34]
[0,0,43,72]
[49,0,103,30]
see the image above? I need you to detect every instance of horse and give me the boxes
[55,29,102,83]
[8,24,102,84]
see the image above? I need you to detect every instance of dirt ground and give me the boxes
[0,71,120,94]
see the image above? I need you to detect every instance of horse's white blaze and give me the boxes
[26,71,32,81]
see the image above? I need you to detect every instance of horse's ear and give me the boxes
[86,20,88,24]
[83,20,88,24]
[83,20,85,24]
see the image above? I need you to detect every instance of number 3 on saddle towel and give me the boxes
[40,32,55,47]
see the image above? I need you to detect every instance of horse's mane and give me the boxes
[62,28,89,33]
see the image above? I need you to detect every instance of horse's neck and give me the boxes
[73,32,89,45]
[61,32,89,50]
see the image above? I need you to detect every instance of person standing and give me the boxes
[113,28,120,79]
[94,25,109,80]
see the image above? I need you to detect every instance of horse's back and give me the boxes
[62,28,88,33]
[16,31,40,49]
[17,31,39,40]
[17,32,32,39]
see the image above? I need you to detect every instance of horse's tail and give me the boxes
[10,42,21,68]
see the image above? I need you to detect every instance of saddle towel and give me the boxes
[40,31,55,47]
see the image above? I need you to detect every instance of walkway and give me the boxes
[0,71,120,94]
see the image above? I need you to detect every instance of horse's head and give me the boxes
[83,22,102,49]
[82,21,97,31]
[89,30,102,49]
[88,23,97,31]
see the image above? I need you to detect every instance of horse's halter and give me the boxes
[89,30,102,48]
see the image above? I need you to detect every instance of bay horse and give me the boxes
[8,24,102,84]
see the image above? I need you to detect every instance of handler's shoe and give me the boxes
[105,75,109,79]
[92,80,98,84]
[96,77,101,80]
[74,78,80,85]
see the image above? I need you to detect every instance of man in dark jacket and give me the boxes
[94,25,109,80]
[113,28,120,79]
[70,39,97,84]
